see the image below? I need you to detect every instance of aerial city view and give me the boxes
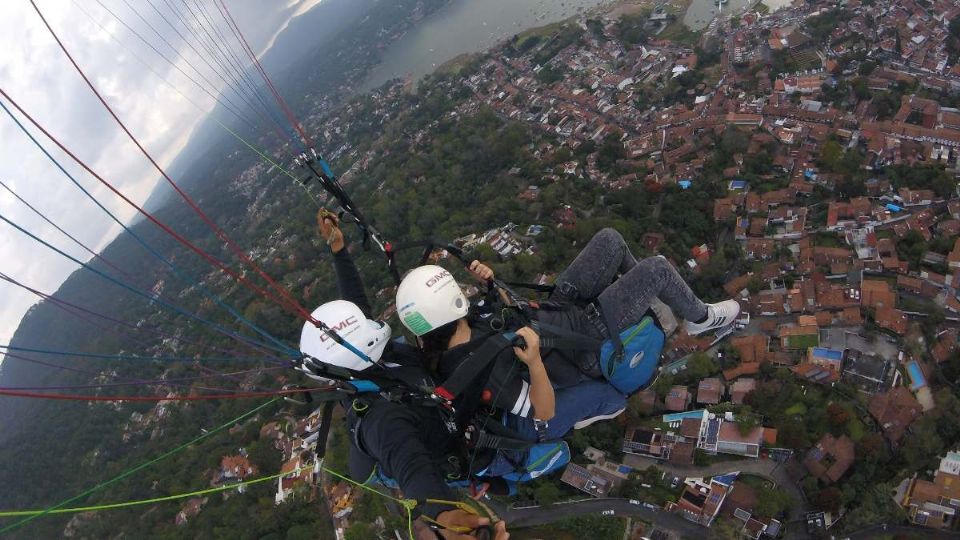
[3,0,960,538]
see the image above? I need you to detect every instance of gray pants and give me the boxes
[552,229,707,332]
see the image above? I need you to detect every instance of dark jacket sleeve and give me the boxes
[486,353,534,418]
[333,248,372,316]
[357,400,456,518]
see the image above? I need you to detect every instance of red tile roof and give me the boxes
[697,377,724,404]
[803,434,855,483]
[665,385,691,411]
[868,387,922,445]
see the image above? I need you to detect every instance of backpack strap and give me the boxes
[591,301,626,379]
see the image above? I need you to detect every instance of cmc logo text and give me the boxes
[425,270,451,288]
[319,316,358,342]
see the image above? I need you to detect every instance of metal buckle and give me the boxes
[583,302,610,338]
[557,281,579,298]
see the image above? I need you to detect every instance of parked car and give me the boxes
[601,510,615,516]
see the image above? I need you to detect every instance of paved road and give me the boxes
[486,493,960,540]
[486,496,705,537]
[647,457,809,514]
[488,457,809,538]
[846,524,960,539]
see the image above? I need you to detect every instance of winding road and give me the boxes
[646,456,809,514]
[486,496,705,536]
[488,494,960,539]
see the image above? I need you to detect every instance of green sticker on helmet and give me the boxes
[403,312,433,336]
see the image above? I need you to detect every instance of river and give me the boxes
[360,0,611,91]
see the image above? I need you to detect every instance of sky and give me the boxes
[0,0,325,361]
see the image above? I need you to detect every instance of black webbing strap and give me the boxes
[314,400,336,459]
[299,353,423,396]
[503,281,556,294]
[471,410,543,451]
[534,320,603,351]
[474,431,538,451]
[597,300,625,378]
[434,334,514,401]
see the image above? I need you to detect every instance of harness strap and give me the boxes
[473,431,538,451]
[503,280,556,294]
[597,300,626,377]
[314,401,336,459]
[535,320,603,351]
[469,414,543,451]
[434,334,514,401]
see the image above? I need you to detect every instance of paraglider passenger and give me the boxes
[396,228,741,448]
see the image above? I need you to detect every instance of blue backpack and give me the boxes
[365,440,570,496]
[599,314,666,394]
[538,300,666,394]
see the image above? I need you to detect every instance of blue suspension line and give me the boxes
[0,210,297,361]
[0,99,299,358]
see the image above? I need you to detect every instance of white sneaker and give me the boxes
[685,300,741,336]
[573,407,625,430]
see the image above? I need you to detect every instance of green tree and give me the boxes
[533,481,562,505]
[344,522,375,540]
[683,352,720,382]
[813,487,843,513]
[754,485,791,518]
[596,132,627,173]
[826,402,851,429]
[720,129,749,156]
[819,140,844,171]
[896,229,928,269]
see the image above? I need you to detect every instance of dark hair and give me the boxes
[419,319,459,372]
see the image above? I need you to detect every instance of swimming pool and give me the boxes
[906,361,927,390]
[811,348,843,361]
[662,409,707,425]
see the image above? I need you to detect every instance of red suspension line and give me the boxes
[0,179,130,278]
[27,0,322,327]
[0,86,317,328]
[0,385,335,402]
[215,0,314,149]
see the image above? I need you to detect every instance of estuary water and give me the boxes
[360,0,611,91]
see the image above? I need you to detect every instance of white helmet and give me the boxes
[396,265,470,336]
[299,300,391,371]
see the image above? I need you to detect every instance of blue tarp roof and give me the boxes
[712,472,740,486]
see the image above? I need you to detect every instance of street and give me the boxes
[649,456,809,514]
[486,496,706,537]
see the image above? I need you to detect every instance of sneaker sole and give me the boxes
[573,407,626,430]
[685,322,733,336]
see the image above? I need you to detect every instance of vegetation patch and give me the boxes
[785,334,820,349]
[784,402,808,416]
